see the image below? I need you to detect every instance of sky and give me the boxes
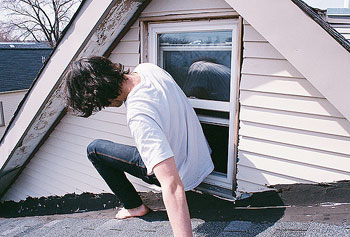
[303,0,347,9]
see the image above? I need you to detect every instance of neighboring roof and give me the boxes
[0,43,52,92]
[0,0,150,198]
[0,42,50,49]
[1,0,350,200]
[327,7,350,16]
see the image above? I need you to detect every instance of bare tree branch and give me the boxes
[0,0,81,47]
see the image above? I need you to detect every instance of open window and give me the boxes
[148,19,239,194]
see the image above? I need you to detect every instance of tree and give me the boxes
[0,24,14,41]
[0,0,81,47]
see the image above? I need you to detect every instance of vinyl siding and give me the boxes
[1,0,234,202]
[236,21,350,194]
[0,18,156,202]
[0,90,27,138]
[328,17,350,41]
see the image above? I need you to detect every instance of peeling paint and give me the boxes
[0,0,147,198]
[80,0,145,57]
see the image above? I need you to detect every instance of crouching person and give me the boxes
[64,56,214,237]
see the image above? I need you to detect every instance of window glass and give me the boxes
[158,31,232,102]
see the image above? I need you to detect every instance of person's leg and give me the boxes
[86,139,159,211]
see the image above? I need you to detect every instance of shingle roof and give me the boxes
[0,42,50,49]
[0,42,52,92]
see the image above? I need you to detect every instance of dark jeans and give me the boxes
[87,139,160,209]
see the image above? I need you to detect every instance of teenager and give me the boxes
[64,56,213,237]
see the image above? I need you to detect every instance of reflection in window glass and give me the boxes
[158,31,232,102]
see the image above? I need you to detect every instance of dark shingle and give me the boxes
[0,43,52,92]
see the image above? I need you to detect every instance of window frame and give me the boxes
[148,19,239,190]
[0,101,5,127]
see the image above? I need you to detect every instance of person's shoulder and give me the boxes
[135,63,163,72]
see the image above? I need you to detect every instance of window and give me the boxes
[0,102,5,127]
[148,19,239,189]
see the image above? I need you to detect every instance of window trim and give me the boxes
[148,18,240,189]
[0,101,5,127]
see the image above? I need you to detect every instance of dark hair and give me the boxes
[64,56,128,117]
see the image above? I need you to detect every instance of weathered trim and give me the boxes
[104,0,152,58]
[139,11,238,22]
[0,108,67,198]
[292,0,350,53]
[225,0,350,123]
[0,0,149,200]
[232,16,243,196]
[0,0,87,144]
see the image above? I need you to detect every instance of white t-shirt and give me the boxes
[125,63,214,191]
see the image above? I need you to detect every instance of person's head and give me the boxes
[64,56,128,117]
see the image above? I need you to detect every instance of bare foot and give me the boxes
[115,204,150,219]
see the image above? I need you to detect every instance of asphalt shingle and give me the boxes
[0,42,52,92]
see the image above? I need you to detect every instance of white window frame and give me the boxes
[0,101,5,127]
[148,19,239,189]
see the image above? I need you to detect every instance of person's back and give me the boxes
[126,63,214,190]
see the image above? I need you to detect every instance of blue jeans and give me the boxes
[87,139,160,209]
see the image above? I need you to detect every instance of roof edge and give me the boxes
[291,0,350,53]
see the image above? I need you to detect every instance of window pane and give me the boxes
[158,31,232,102]
[201,123,228,174]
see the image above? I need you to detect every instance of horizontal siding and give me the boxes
[2,16,161,201]
[243,42,284,59]
[239,137,350,173]
[240,74,323,98]
[329,20,350,40]
[240,91,344,118]
[243,24,267,42]
[242,58,304,78]
[237,23,350,194]
[0,91,27,138]
[240,106,350,137]
[240,121,350,157]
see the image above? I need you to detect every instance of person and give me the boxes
[64,56,214,237]
[184,60,231,102]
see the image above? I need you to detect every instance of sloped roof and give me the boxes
[226,0,350,122]
[1,0,350,199]
[0,43,52,92]
[291,0,350,52]
[0,0,150,198]
[0,42,50,49]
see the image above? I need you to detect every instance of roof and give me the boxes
[0,43,52,92]
[1,0,350,200]
[292,0,350,52]
[0,0,150,198]
[0,190,349,236]
[0,42,50,49]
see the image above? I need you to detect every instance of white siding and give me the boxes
[2,0,233,202]
[236,22,350,194]
[1,18,157,202]
[0,90,27,138]
[328,17,350,41]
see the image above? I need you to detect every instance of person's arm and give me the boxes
[153,157,192,237]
